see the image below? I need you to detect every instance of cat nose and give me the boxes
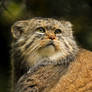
[47,33,56,40]
[48,35,55,40]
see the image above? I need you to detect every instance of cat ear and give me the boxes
[64,21,72,28]
[61,20,73,33]
[61,20,73,29]
[11,20,29,39]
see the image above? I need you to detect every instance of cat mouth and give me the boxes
[39,40,56,49]
[45,41,55,47]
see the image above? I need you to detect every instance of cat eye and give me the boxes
[54,29,62,34]
[36,27,45,33]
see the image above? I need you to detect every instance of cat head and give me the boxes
[11,18,78,66]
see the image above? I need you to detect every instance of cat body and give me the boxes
[11,18,79,92]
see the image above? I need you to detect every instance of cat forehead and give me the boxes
[28,18,63,28]
[30,18,60,23]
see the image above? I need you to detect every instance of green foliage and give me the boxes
[0,1,25,24]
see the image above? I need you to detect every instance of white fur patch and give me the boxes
[38,45,56,57]
[49,52,65,61]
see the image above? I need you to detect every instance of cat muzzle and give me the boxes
[46,41,55,47]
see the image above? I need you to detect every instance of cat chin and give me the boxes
[38,45,57,57]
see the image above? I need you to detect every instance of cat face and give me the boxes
[11,18,78,66]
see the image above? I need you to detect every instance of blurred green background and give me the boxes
[0,0,92,92]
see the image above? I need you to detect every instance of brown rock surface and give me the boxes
[50,49,92,92]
